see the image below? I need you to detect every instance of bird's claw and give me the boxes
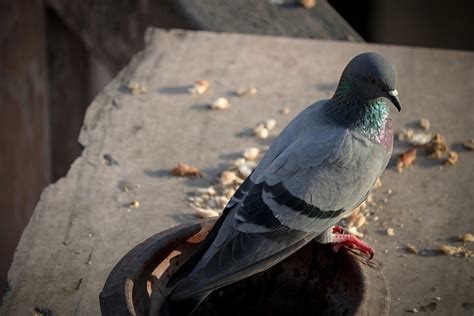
[330,231,375,260]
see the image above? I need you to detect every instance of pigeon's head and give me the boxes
[340,52,401,111]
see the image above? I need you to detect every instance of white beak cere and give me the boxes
[388,89,398,97]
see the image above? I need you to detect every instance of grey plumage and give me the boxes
[162,52,400,315]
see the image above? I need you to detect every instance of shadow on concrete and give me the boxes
[144,169,171,178]
[158,85,190,95]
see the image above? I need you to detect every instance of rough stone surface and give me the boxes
[2,29,473,315]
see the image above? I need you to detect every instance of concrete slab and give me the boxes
[2,29,473,315]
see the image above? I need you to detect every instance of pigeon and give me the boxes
[161,52,400,315]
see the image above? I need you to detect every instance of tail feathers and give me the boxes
[160,291,211,316]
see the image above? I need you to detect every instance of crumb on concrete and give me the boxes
[171,163,205,177]
[209,97,230,110]
[128,82,148,95]
[419,118,430,131]
[426,133,448,160]
[280,107,290,114]
[188,79,209,95]
[299,0,316,9]
[438,244,473,257]
[235,87,257,97]
[129,200,140,209]
[445,151,458,166]
[242,147,260,161]
[397,148,417,172]
[405,244,419,254]
[195,207,220,218]
[463,139,474,150]
[458,233,474,242]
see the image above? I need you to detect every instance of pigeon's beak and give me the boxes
[386,89,401,112]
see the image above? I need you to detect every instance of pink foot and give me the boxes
[331,232,375,259]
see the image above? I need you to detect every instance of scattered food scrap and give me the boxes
[234,158,256,178]
[419,118,431,131]
[171,163,205,177]
[264,119,277,130]
[405,244,419,254]
[458,233,474,242]
[195,207,220,218]
[128,82,148,95]
[410,132,432,146]
[280,107,290,114]
[438,244,473,257]
[187,146,265,218]
[254,126,269,139]
[235,87,258,97]
[445,151,458,166]
[386,228,395,236]
[188,79,209,95]
[345,207,367,229]
[373,177,383,189]
[219,170,240,186]
[397,148,417,172]
[463,139,474,150]
[397,128,414,142]
[209,97,230,110]
[426,133,448,160]
[243,147,260,161]
[129,200,140,209]
[299,0,316,9]
[253,119,277,139]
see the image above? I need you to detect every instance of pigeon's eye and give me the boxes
[368,75,377,85]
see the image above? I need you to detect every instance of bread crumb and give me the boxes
[264,119,277,131]
[463,139,474,150]
[220,171,239,186]
[195,207,220,218]
[426,133,447,160]
[236,87,257,97]
[405,244,418,254]
[419,118,430,131]
[188,80,209,95]
[171,163,204,177]
[128,82,148,95]
[397,148,417,172]
[458,233,474,242]
[243,147,260,161]
[397,128,415,142]
[129,200,140,209]
[373,178,383,189]
[438,244,473,257]
[386,228,395,236]
[299,0,316,9]
[410,132,432,146]
[280,107,290,114]
[209,97,230,110]
[445,151,458,166]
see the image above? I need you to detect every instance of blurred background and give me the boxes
[1,0,473,299]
